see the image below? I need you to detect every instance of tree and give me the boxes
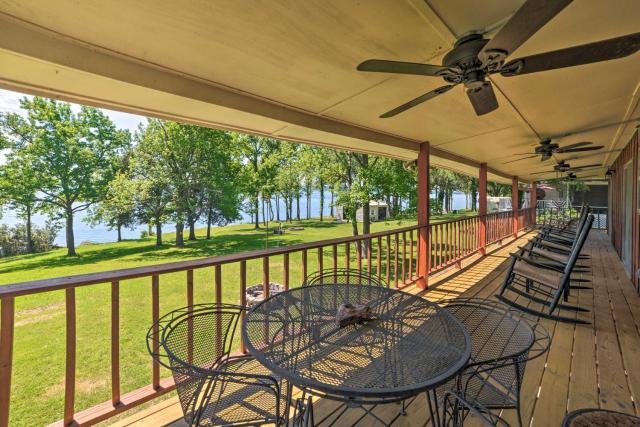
[87,172,138,242]
[236,135,280,228]
[0,97,130,255]
[0,159,39,252]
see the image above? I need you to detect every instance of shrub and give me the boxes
[0,221,60,257]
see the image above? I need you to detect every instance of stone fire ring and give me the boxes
[245,282,286,307]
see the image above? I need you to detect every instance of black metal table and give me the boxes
[242,283,472,425]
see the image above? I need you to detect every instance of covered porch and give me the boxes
[110,230,639,427]
[0,1,639,426]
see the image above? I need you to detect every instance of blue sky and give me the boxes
[0,88,145,134]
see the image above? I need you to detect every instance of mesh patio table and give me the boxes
[242,283,472,425]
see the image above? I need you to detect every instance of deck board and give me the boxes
[109,231,640,427]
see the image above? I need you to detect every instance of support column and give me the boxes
[530,181,537,227]
[512,176,519,238]
[479,163,488,255]
[416,142,430,290]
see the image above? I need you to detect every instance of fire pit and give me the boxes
[245,282,285,307]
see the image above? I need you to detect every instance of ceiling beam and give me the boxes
[0,12,518,181]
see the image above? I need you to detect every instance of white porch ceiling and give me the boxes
[0,0,638,183]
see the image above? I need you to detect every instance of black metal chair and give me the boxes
[146,303,288,426]
[437,298,551,427]
[443,389,510,426]
[562,408,640,426]
[304,267,388,287]
[496,215,594,323]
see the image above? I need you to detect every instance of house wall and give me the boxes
[609,129,639,292]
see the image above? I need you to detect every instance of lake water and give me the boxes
[1,191,470,246]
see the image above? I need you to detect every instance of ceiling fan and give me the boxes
[504,139,603,163]
[531,160,602,176]
[356,0,640,118]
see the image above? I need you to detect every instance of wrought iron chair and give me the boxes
[437,298,551,427]
[146,303,288,426]
[496,215,594,323]
[304,267,388,287]
[443,389,510,426]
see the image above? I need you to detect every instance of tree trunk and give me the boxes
[206,206,212,239]
[254,194,260,229]
[176,222,184,247]
[148,223,152,236]
[330,191,334,217]
[117,223,122,242]
[319,180,324,221]
[65,209,76,256]
[188,220,196,241]
[262,198,267,226]
[155,221,162,246]
[306,189,311,220]
[296,194,300,220]
[276,195,281,221]
[26,205,34,253]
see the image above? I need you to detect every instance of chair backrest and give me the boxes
[304,268,388,287]
[147,304,245,424]
[550,214,594,310]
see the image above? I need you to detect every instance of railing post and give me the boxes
[531,181,537,227]
[512,176,519,239]
[479,163,487,255]
[64,288,76,425]
[0,297,15,427]
[416,142,430,289]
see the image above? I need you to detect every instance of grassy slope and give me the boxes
[0,212,473,426]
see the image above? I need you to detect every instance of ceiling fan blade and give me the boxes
[357,60,450,77]
[479,0,572,65]
[556,145,604,153]
[466,82,499,116]
[380,85,455,118]
[503,155,539,164]
[561,149,622,161]
[501,32,640,76]
[531,170,555,175]
[554,141,592,151]
[567,164,602,171]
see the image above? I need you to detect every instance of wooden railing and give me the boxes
[0,209,535,427]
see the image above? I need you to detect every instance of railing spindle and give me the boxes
[385,235,391,284]
[317,247,323,273]
[187,270,194,364]
[302,250,308,284]
[0,297,15,427]
[401,232,406,285]
[377,236,382,279]
[345,242,350,271]
[332,244,338,278]
[215,264,222,354]
[111,281,120,406]
[394,233,399,288]
[151,275,160,390]
[356,240,362,273]
[367,238,372,276]
[64,288,76,425]
[262,258,269,300]
[240,261,247,353]
[409,231,414,281]
[283,253,290,290]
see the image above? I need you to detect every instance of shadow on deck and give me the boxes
[109,231,640,427]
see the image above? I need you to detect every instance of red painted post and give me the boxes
[530,181,537,227]
[479,163,487,255]
[512,176,519,238]
[416,142,430,290]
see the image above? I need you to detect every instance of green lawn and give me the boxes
[0,212,475,426]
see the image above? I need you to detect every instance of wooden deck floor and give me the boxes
[110,231,640,427]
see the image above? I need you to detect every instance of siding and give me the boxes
[609,129,639,292]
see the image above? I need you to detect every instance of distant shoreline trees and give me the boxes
[1,96,504,257]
